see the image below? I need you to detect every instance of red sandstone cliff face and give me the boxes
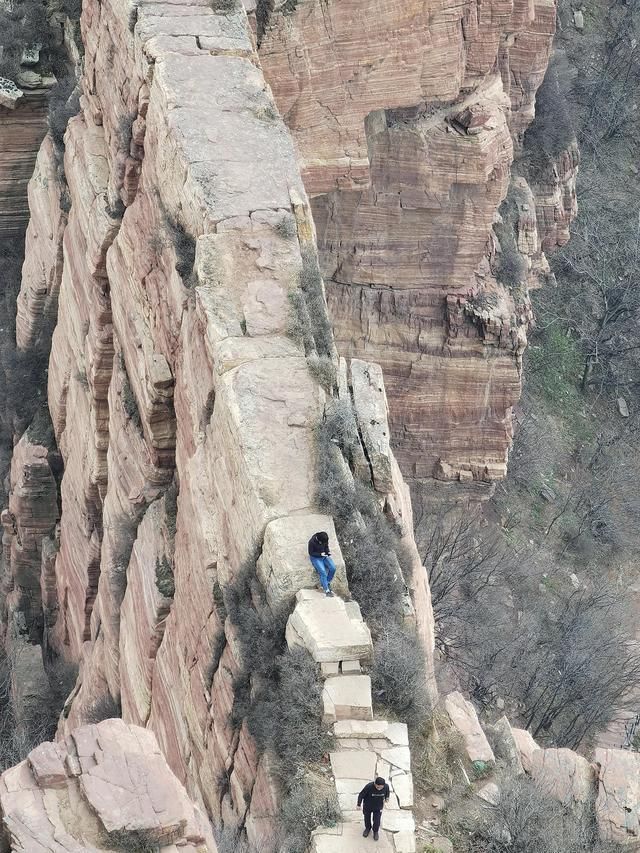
[2,1,435,848]
[257,0,576,494]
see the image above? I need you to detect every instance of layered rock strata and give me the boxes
[258,0,575,494]
[0,86,51,240]
[0,718,216,851]
[0,432,59,650]
[4,0,436,849]
[256,0,556,195]
[527,141,580,251]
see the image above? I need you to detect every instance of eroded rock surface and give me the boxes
[444,691,495,765]
[529,747,595,811]
[0,719,216,851]
[0,87,51,238]
[595,748,640,844]
[3,2,436,850]
[258,0,574,496]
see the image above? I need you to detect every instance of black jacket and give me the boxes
[308,533,330,557]
[357,782,390,811]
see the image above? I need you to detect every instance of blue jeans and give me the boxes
[310,556,336,592]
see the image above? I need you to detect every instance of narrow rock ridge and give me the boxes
[257,0,577,498]
[3,0,435,849]
[287,589,417,852]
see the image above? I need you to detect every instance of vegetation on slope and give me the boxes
[417,0,640,757]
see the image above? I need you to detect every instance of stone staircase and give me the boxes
[287,589,416,853]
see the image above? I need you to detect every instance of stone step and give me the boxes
[322,675,373,724]
[286,589,373,663]
[311,822,395,853]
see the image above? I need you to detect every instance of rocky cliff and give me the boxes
[419,691,640,850]
[0,0,438,850]
[257,0,578,497]
[0,87,51,241]
[0,718,216,850]
[0,0,583,849]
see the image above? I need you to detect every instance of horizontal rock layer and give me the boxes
[258,0,556,196]
[0,89,50,239]
[259,0,571,494]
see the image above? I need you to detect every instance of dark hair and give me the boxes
[316,531,329,542]
[375,777,385,786]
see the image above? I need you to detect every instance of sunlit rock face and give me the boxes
[258,0,567,497]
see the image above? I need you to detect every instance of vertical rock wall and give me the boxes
[257,0,576,497]
[0,88,51,240]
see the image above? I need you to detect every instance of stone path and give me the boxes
[287,590,417,853]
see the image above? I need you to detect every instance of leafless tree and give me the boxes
[547,210,640,394]
[419,507,507,657]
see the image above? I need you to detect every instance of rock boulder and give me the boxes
[444,692,495,765]
[595,748,640,844]
[0,719,216,851]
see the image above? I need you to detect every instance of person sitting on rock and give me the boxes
[307,531,336,597]
[357,776,390,841]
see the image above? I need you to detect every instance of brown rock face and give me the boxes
[0,89,50,239]
[1,432,59,647]
[257,0,555,195]
[259,0,569,494]
[312,81,525,484]
[529,142,580,251]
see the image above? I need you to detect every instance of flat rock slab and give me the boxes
[392,772,414,808]
[394,830,417,852]
[595,748,640,844]
[311,822,394,852]
[286,589,373,663]
[334,720,409,746]
[323,675,373,723]
[380,809,415,833]
[330,750,377,782]
[28,742,67,788]
[380,746,411,773]
[444,691,495,765]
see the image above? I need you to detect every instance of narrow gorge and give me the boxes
[0,0,638,851]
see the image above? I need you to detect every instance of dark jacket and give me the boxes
[308,533,330,558]
[357,782,390,812]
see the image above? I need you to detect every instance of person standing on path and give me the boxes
[308,531,336,597]
[357,776,390,841]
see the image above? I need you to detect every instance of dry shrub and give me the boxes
[411,712,466,795]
